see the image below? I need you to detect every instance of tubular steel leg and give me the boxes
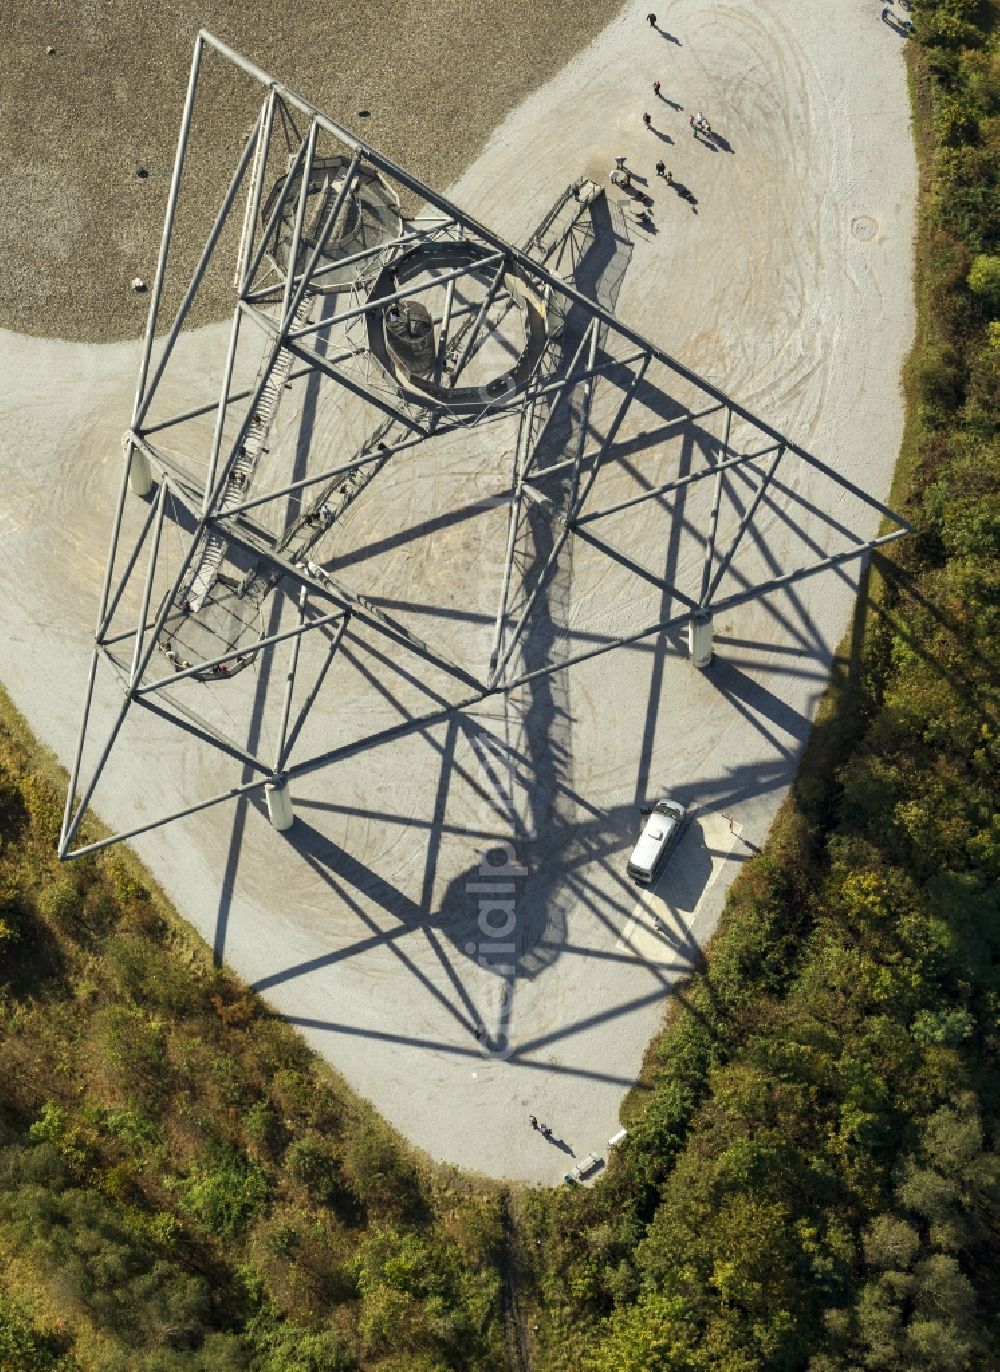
[202,306,244,517]
[274,586,307,772]
[236,87,277,293]
[128,482,169,683]
[63,511,205,853]
[99,447,159,644]
[243,130,310,291]
[280,121,318,324]
[131,33,204,427]
[62,436,157,850]
[59,644,101,857]
[705,445,786,603]
[699,407,732,608]
[566,323,600,520]
[136,110,262,429]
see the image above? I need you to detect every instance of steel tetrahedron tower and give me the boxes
[60,31,909,860]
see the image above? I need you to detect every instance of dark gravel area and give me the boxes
[0,0,623,343]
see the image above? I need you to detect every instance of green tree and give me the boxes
[862,1215,920,1271]
[584,1292,698,1372]
[967,254,1000,309]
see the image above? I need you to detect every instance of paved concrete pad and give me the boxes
[0,0,916,1183]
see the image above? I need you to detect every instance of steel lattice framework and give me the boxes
[59,30,909,861]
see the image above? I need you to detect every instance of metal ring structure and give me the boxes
[366,240,553,413]
[262,154,402,293]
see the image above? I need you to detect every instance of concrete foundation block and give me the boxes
[265,779,294,831]
[129,448,153,498]
[689,612,713,669]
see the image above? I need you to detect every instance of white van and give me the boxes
[627,799,687,885]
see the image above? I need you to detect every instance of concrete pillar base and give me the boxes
[265,779,294,832]
[689,612,714,669]
[129,448,154,498]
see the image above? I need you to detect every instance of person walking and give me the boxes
[643,111,652,129]
[655,159,666,177]
[647,12,657,26]
[529,1115,539,1130]
[653,79,661,98]
[540,1124,553,1139]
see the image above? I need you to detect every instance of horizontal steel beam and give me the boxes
[502,526,910,690]
[574,445,773,527]
[62,521,908,861]
[289,251,507,343]
[528,399,727,483]
[135,604,349,694]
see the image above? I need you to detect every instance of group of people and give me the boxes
[161,641,254,677]
[610,15,715,226]
[529,1115,554,1139]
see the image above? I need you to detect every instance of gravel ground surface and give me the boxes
[0,0,622,342]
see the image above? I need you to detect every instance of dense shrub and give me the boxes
[0,1289,77,1370]
[0,1143,213,1352]
[181,1148,270,1238]
[0,691,504,1368]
